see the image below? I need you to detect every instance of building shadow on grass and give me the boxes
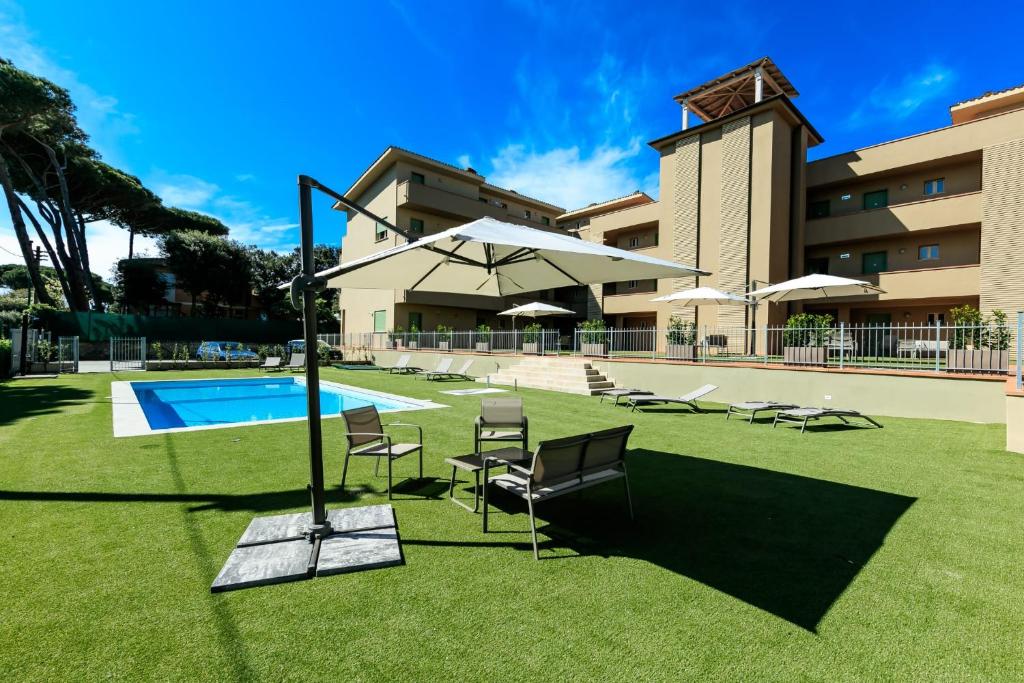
[0,381,94,427]
[445,448,915,632]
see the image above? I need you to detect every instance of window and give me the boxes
[927,312,946,325]
[918,244,939,261]
[374,223,388,242]
[806,257,829,275]
[524,209,532,219]
[408,312,422,331]
[541,216,550,226]
[410,172,425,185]
[862,251,887,274]
[924,178,944,196]
[627,280,638,289]
[628,236,640,248]
[373,310,387,333]
[808,199,830,219]
[409,217,424,234]
[863,189,888,210]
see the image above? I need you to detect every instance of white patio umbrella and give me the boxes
[316,216,708,294]
[498,302,576,331]
[650,286,751,306]
[747,274,885,302]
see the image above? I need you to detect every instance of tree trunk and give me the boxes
[128,226,135,259]
[16,196,71,306]
[0,155,53,306]
[74,209,100,307]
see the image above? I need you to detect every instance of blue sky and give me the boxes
[1,0,1021,279]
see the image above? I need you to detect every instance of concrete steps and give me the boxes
[484,356,616,396]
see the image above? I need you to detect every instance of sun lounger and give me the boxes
[726,401,799,424]
[772,407,883,433]
[418,358,474,381]
[258,356,282,372]
[598,388,654,405]
[626,384,718,412]
[381,354,421,374]
[285,353,305,371]
[414,357,453,380]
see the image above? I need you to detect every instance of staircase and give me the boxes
[484,356,615,395]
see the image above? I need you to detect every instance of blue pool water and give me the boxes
[131,377,417,430]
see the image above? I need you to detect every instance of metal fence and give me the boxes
[319,330,564,356]
[110,336,146,371]
[570,322,1012,374]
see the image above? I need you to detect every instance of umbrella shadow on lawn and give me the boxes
[443,448,915,632]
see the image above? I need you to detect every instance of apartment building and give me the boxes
[336,60,1023,338]
[334,147,581,335]
[578,58,1024,334]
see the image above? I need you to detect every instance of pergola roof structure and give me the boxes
[673,57,798,126]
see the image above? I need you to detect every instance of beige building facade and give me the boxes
[336,61,1024,337]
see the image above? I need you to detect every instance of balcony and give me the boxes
[602,290,659,315]
[805,191,981,246]
[398,179,504,222]
[827,264,980,302]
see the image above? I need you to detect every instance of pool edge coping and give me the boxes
[110,375,448,438]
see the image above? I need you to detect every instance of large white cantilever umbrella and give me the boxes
[498,301,576,330]
[747,273,885,301]
[317,216,708,294]
[650,286,751,306]
[274,178,707,569]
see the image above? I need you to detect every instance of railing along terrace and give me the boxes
[324,330,563,356]
[568,322,1011,374]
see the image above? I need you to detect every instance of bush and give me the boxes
[988,309,1010,351]
[522,322,542,343]
[0,338,11,378]
[783,313,833,347]
[435,324,452,341]
[579,319,606,344]
[475,323,491,343]
[666,316,696,345]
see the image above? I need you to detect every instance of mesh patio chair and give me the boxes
[341,405,423,500]
[475,397,528,452]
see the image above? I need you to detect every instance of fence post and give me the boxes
[935,320,942,373]
[1017,311,1023,391]
[763,327,769,365]
[109,338,113,372]
[141,336,147,370]
[839,322,845,370]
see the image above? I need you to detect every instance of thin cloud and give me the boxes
[845,64,957,128]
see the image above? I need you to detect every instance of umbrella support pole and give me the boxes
[210,175,409,592]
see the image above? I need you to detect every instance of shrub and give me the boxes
[150,342,164,362]
[988,309,1010,351]
[783,313,833,347]
[666,316,696,345]
[435,324,452,341]
[522,322,542,343]
[35,339,54,371]
[950,304,985,349]
[475,323,491,343]
[0,338,11,378]
[579,318,606,344]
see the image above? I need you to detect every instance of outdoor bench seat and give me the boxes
[483,424,634,560]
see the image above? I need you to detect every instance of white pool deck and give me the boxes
[111,376,447,438]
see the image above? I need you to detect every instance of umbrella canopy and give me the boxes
[499,302,576,317]
[316,217,708,295]
[747,274,885,302]
[650,286,751,306]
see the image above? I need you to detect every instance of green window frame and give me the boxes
[808,199,830,219]
[410,218,424,234]
[863,189,888,210]
[541,216,550,226]
[373,310,387,333]
[374,224,388,242]
[862,251,887,274]
[410,172,425,185]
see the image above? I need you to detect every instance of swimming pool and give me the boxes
[111,377,445,437]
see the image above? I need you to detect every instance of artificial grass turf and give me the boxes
[1,368,1022,681]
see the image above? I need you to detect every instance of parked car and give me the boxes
[286,339,305,357]
[196,341,258,361]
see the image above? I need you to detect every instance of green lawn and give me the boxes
[1,368,1022,681]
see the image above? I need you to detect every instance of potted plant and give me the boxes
[949,305,1009,372]
[407,324,419,349]
[522,322,543,354]
[436,324,453,351]
[475,323,492,352]
[149,341,165,370]
[665,316,698,360]
[392,325,405,349]
[783,313,831,366]
[579,319,608,357]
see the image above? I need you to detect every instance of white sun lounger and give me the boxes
[626,384,718,412]
[382,354,422,374]
[772,407,883,433]
[726,401,799,424]
[598,388,654,405]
